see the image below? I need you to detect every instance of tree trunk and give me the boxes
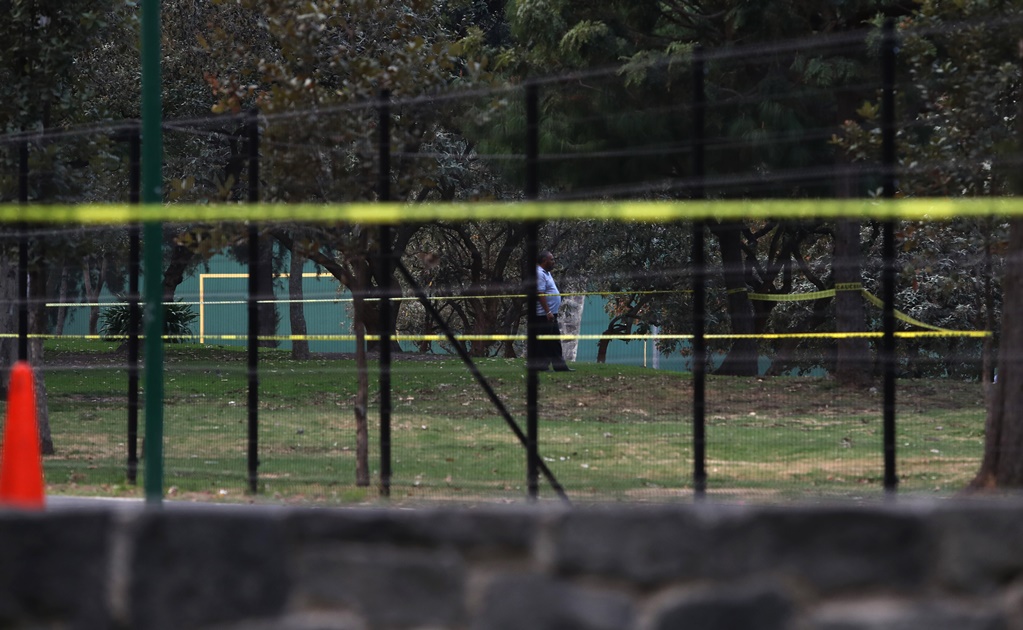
[352,271,370,488]
[972,46,1023,489]
[289,251,310,360]
[30,341,53,456]
[418,304,435,353]
[0,250,17,398]
[765,297,832,377]
[29,265,54,455]
[270,229,370,483]
[466,296,500,357]
[500,302,521,359]
[596,316,631,365]
[971,218,1023,488]
[712,222,758,376]
[257,237,278,348]
[982,219,996,398]
[162,240,195,303]
[353,312,370,487]
[831,88,872,385]
[82,255,105,337]
[833,219,871,385]
[53,261,69,336]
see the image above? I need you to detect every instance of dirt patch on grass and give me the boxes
[547,373,984,422]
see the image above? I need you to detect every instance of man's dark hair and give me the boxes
[537,250,553,265]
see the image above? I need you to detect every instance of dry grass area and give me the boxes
[34,344,989,503]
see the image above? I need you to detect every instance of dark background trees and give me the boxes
[2,0,1021,486]
[0,0,131,452]
[477,0,919,377]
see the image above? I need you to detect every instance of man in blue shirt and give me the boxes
[531,250,572,372]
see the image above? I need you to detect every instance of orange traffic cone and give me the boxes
[0,361,45,509]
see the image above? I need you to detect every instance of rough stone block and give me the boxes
[203,611,366,630]
[715,506,930,594]
[471,572,634,630]
[292,543,465,628]
[0,511,112,629]
[286,505,540,555]
[645,583,793,630]
[125,510,288,630]
[802,598,1005,630]
[547,506,716,585]
[547,504,927,593]
[931,502,1023,594]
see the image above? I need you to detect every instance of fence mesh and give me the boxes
[0,14,1010,503]
[0,216,991,504]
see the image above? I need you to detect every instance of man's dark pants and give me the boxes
[529,313,568,371]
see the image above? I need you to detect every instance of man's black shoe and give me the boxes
[554,367,574,372]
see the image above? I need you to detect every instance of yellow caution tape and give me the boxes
[857,290,953,332]
[835,282,863,291]
[747,289,836,302]
[16,330,990,343]
[747,285,955,333]
[0,197,1019,224]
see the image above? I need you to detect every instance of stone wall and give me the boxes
[2,500,1023,629]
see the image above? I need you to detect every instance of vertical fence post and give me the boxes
[378,90,393,499]
[127,123,141,485]
[141,0,165,506]
[247,108,260,495]
[881,19,899,495]
[525,81,540,501]
[692,47,708,501]
[18,140,29,363]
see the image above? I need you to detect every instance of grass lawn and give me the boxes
[13,339,988,505]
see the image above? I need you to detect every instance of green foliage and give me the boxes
[0,0,133,202]
[202,0,484,202]
[474,0,1007,379]
[831,0,1017,374]
[0,0,1011,386]
[836,1,1023,197]
[508,0,568,59]
[0,0,122,130]
[191,0,509,365]
[100,299,198,342]
[558,20,612,63]
[483,0,901,195]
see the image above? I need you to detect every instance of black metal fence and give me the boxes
[0,19,1001,503]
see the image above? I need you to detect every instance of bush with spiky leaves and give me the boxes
[100,299,198,343]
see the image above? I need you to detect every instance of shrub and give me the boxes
[100,298,198,343]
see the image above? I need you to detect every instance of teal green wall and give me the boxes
[60,254,355,353]
[61,254,696,371]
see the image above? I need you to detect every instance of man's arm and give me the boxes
[537,269,554,319]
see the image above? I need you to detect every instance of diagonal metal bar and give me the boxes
[395,260,569,503]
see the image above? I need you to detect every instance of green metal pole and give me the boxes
[141,0,164,505]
